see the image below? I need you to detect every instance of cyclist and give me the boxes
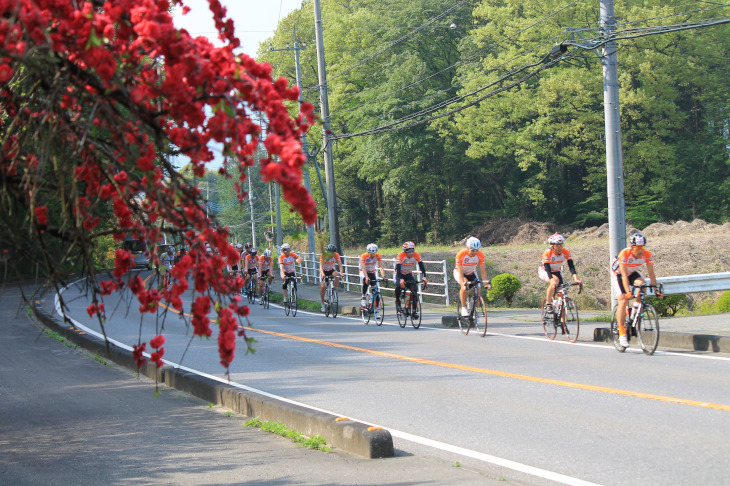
[161,246,175,288]
[319,244,343,312]
[612,232,663,347]
[257,248,275,304]
[359,243,387,312]
[395,241,428,318]
[243,247,259,297]
[539,233,582,315]
[454,236,492,317]
[278,243,301,301]
[230,243,243,276]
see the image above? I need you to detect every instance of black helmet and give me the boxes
[249,247,258,255]
[325,244,337,253]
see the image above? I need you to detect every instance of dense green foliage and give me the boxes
[646,294,688,317]
[488,273,522,307]
[715,291,730,313]
[256,0,730,246]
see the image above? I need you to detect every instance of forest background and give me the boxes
[204,0,729,252]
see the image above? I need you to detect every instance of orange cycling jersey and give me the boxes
[278,252,299,273]
[244,254,258,270]
[359,253,382,273]
[614,247,654,275]
[320,252,341,271]
[542,248,573,273]
[455,249,485,275]
[395,251,422,275]
[258,255,273,272]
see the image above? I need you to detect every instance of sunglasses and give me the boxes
[632,245,644,249]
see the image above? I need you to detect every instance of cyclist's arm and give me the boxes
[567,259,581,282]
[319,258,324,278]
[378,260,386,279]
[418,261,427,280]
[395,263,403,282]
[479,263,490,289]
[619,264,632,298]
[337,256,343,275]
[455,263,466,288]
[646,264,662,296]
[543,261,554,280]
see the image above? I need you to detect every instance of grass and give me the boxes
[245,418,331,452]
[43,329,78,349]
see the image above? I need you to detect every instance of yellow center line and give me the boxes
[157,296,730,412]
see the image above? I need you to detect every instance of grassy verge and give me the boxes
[245,418,331,452]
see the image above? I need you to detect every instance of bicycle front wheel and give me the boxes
[374,293,384,326]
[361,298,370,324]
[541,298,557,340]
[284,286,291,316]
[476,296,488,337]
[609,306,626,352]
[247,282,254,304]
[263,287,270,309]
[637,304,660,355]
[290,287,298,317]
[563,298,580,343]
[331,288,339,318]
[324,288,331,317]
[411,299,421,329]
[397,302,406,328]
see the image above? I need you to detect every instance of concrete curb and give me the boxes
[593,327,730,352]
[31,304,393,458]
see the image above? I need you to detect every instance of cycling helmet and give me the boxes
[325,244,337,253]
[548,233,565,245]
[630,233,647,246]
[263,249,272,258]
[235,243,243,250]
[402,241,415,252]
[466,236,481,251]
[249,247,258,255]
[366,243,378,254]
[281,243,291,251]
[244,242,252,250]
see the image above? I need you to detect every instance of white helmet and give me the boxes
[366,243,378,254]
[281,243,291,251]
[235,243,243,250]
[630,233,646,246]
[263,249,272,257]
[466,236,481,251]
[548,233,565,245]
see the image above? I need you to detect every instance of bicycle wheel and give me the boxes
[374,292,384,326]
[637,304,660,355]
[324,287,331,317]
[284,284,291,316]
[459,300,471,335]
[247,281,254,304]
[263,286,270,309]
[609,306,626,352]
[361,294,371,324]
[396,298,407,328]
[541,298,557,340]
[476,296,488,337]
[331,288,339,318]
[563,298,580,343]
[411,298,421,329]
[289,282,297,317]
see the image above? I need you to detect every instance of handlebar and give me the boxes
[630,283,663,295]
[557,282,583,294]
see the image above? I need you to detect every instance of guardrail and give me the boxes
[293,251,451,306]
[657,272,730,295]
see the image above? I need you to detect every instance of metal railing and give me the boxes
[292,251,450,305]
[656,272,730,295]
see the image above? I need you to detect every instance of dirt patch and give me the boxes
[433,218,730,310]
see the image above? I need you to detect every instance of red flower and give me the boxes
[34,206,48,225]
[133,343,147,367]
[150,334,165,348]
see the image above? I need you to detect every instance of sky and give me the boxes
[172,0,303,58]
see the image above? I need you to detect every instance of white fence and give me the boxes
[293,252,451,306]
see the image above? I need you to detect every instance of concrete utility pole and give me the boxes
[601,0,627,283]
[313,0,341,251]
[270,27,317,255]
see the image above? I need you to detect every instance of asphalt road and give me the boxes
[48,276,730,486]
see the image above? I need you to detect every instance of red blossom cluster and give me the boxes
[0,0,317,371]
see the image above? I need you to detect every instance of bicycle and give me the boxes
[610,283,662,355]
[457,280,487,337]
[323,275,339,318]
[160,267,172,291]
[361,278,384,326]
[540,282,581,342]
[244,275,257,304]
[259,279,271,309]
[283,276,298,317]
[396,280,425,329]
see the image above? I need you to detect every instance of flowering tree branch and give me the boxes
[0,0,317,371]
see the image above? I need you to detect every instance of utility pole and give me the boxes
[270,27,317,255]
[601,0,627,300]
[247,166,256,248]
[313,0,341,251]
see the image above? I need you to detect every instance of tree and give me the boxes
[0,0,316,372]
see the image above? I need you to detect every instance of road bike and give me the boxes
[244,274,257,304]
[283,276,298,317]
[361,278,384,326]
[397,279,424,329]
[323,275,339,318]
[160,266,172,291]
[457,280,487,337]
[610,283,662,355]
[259,279,271,309]
[540,282,581,342]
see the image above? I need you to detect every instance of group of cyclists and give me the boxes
[157,228,662,347]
